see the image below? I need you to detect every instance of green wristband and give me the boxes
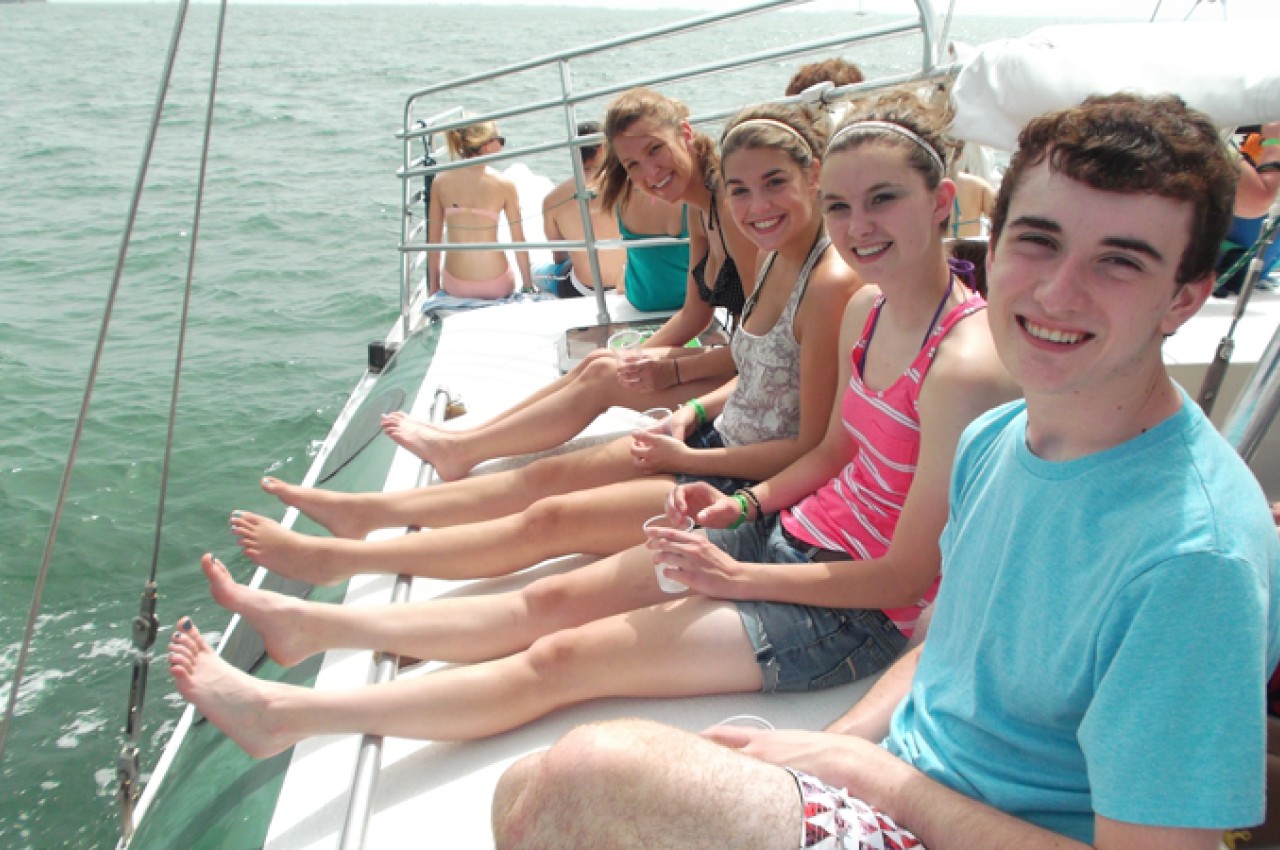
[727,493,749,530]
[1263,139,1280,147]
[686,398,708,428]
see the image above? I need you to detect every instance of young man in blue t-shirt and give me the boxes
[490,94,1280,850]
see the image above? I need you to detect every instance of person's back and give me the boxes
[950,171,994,239]
[429,120,532,298]
[542,178,624,293]
[541,125,625,296]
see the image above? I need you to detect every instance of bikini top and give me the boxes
[444,204,501,223]
[949,196,984,238]
[691,185,746,317]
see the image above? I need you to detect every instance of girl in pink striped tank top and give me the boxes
[658,92,1020,692]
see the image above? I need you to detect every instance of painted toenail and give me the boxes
[233,511,242,518]
[181,619,193,631]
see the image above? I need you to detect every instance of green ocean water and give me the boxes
[0,4,1065,846]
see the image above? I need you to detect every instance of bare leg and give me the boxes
[383,351,725,480]
[170,592,761,757]
[263,435,643,540]
[201,540,675,668]
[387,351,613,445]
[493,719,800,850]
[233,475,677,585]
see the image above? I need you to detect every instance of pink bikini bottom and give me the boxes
[441,266,516,300]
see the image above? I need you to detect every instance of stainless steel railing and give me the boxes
[393,0,944,337]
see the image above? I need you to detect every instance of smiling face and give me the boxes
[820,144,953,283]
[611,118,695,204]
[986,162,1211,403]
[723,146,820,253]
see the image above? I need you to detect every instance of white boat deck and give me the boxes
[262,293,881,849]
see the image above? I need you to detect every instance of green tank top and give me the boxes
[618,206,690,312]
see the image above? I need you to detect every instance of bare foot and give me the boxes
[261,477,381,540]
[230,511,349,586]
[381,412,475,481]
[168,617,304,759]
[201,554,325,667]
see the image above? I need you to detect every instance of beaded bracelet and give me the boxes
[728,493,750,529]
[737,487,763,521]
[686,398,708,428]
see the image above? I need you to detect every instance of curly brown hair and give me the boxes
[598,88,719,211]
[785,58,865,97]
[990,93,1237,285]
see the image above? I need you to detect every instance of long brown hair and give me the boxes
[598,88,718,211]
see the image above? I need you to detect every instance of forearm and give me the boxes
[747,438,848,518]
[428,251,442,294]
[878,765,1085,850]
[676,437,805,483]
[516,251,534,291]
[825,644,920,739]
[741,552,935,610]
[669,345,736,387]
[648,300,713,348]
[684,378,737,420]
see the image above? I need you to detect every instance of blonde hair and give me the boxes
[598,88,719,211]
[446,120,501,160]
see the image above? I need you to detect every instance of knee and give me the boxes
[520,573,573,623]
[492,722,656,850]
[492,751,544,850]
[518,494,575,538]
[523,628,586,684]
[578,353,620,388]
[494,721,665,839]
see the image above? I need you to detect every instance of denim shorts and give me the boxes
[674,422,759,496]
[707,515,907,693]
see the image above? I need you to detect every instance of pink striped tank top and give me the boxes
[780,290,987,637]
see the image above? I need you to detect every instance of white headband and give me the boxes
[827,120,946,175]
[724,118,813,156]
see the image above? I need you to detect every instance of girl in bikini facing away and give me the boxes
[429,119,532,299]
[170,93,1016,755]
[229,102,858,589]
[382,88,759,482]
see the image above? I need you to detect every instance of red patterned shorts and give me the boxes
[785,768,925,850]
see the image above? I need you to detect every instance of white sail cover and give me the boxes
[951,22,1280,150]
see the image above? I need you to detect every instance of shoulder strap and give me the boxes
[739,253,778,324]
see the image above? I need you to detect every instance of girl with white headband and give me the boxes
[171,102,872,753]
[641,90,1020,690]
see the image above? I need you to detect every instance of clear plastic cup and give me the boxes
[714,714,775,730]
[643,513,696,593]
[607,329,646,360]
[635,407,673,436]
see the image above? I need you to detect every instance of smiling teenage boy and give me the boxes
[491,94,1280,850]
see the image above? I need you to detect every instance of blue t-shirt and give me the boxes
[886,392,1280,843]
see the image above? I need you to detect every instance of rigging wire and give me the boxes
[0,0,193,769]
[117,0,229,838]
[150,0,226,590]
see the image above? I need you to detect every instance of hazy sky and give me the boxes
[46,0,1280,17]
